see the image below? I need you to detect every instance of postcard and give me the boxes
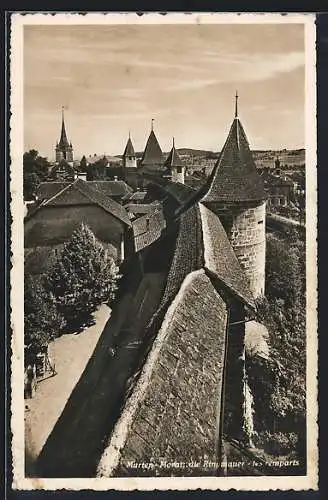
[10,11,317,491]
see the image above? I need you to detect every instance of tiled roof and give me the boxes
[159,204,204,309]
[108,270,228,476]
[163,142,184,169]
[122,191,148,202]
[89,181,133,197]
[36,179,131,226]
[132,209,166,252]
[50,162,76,178]
[199,203,255,307]
[123,137,135,157]
[37,182,69,200]
[141,130,164,166]
[37,180,132,200]
[125,202,162,216]
[164,182,196,205]
[202,117,266,203]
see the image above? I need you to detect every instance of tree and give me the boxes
[86,157,108,180]
[23,149,51,200]
[23,172,40,201]
[45,223,120,329]
[246,229,306,458]
[80,155,87,171]
[24,274,64,353]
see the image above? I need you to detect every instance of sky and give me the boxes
[24,23,305,159]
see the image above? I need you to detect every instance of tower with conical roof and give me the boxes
[122,132,137,168]
[163,137,185,184]
[201,93,267,298]
[140,119,164,172]
[55,107,74,164]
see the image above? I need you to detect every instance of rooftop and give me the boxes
[132,209,166,253]
[163,138,184,169]
[37,180,132,200]
[202,96,266,204]
[29,179,131,226]
[123,136,135,158]
[57,109,71,149]
[140,129,164,166]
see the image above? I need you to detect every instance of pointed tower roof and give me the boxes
[123,133,135,157]
[164,138,184,168]
[202,93,266,203]
[58,107,70,148]
[141,120,164,165]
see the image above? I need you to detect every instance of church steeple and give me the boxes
[59,106,70,147]
[55,107,74,164]
[235,90,238,118]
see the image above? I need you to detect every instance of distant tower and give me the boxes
[122,132,137,168]
[55,107,74,164]
[140,119,164,171]
[274,157,280,171]
[163,138,185,184]
[201,92,267,298]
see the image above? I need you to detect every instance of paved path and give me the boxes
[25,304,111,476]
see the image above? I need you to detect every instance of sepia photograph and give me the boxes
[10,12,317,491]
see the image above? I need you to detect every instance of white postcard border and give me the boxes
[10,11,318,491]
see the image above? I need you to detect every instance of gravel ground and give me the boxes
[24,304,111,473]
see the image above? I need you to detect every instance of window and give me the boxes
[258,220,263,225]
[177,166,182,174]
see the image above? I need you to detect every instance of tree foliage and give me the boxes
[24,274,65,351]
[247,229,306,448]
[86,157,108,180]
[23,149,50,200]
[45,223,120,329]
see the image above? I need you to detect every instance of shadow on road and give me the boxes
[34,230,176,478]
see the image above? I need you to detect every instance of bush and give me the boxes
[45,223,120,329]
[24,273,65,352]
[247,231,306,447]
[254,431,298,456]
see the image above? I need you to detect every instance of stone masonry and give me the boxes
[209,202,266,298]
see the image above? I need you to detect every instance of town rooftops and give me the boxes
[29,179,131,226]
[37,180,132,200]
[202,94,266,204]
[140,124,164,166]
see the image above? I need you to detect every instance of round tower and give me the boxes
[201,93,267,298]
[123,132,137,168]
[163,137,185,184]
